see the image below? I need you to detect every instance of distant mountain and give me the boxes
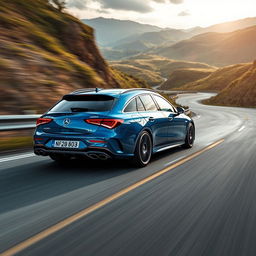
[113,29,191,48]
[82,17,162,46]
[189,17,256,35]
[84,16,256,61]
[152,25,256,66]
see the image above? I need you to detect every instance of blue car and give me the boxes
[34,88,195,167]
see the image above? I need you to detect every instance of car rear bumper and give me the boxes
[34,145,133,160]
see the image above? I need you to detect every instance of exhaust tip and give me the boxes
[86,152,111,160]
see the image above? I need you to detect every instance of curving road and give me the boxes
[0,93,256,256]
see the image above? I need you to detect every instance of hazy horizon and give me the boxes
[81,15,256,30]
[66,0,256,29]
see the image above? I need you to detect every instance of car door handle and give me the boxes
[149,117,155,122]
[168,117,173,121]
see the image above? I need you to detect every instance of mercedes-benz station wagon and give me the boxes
[34,88,195,167]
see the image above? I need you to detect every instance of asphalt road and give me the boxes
[0,93,256,256]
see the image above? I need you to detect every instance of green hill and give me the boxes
[0,0,145,114]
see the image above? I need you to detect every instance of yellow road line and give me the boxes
[0,139,224,256]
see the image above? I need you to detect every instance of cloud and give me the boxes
[153,0,184,4]
[67,0,88,9]
[67,0,184,13]
[178,10,190,16]
[168,0,184,4]
[98,0,153,13]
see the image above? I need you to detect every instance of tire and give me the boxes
[183,123,195,148]
[49,154,71,163]
[132,131,152,167]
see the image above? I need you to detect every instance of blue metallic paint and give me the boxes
[34,89,194,159]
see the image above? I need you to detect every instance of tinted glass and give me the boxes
[139,94,158,111]
[136,97,145,111]
[153,95,175,112]
[49,95,115,113]
[124,98,137,112]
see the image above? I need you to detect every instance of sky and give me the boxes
[66,0,256,29]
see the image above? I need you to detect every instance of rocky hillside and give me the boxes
[0,0,145,114]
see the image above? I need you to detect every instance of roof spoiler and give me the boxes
[71,88,102,94]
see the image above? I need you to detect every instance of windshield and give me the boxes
[48,95,115,113]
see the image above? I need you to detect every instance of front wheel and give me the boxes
[132,131,152,168]
[183,123,195,148]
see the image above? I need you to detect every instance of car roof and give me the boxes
[69,88,156,97]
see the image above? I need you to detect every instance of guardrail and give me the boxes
[0,115,41,131]
[0,110,191,132]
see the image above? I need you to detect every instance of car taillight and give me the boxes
[36,118,53,126]
[85,119,124,129]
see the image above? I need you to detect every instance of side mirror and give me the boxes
[176,107,185,115]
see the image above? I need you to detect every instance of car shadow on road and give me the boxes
[0,146,187,214]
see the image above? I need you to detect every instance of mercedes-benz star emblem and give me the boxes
[63,118,71,126]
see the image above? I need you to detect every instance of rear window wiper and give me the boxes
[71,108,90,112]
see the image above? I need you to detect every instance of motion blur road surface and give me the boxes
[1,93,256,256]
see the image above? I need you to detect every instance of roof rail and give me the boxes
[71,88,102,94]
[121,88,154,94]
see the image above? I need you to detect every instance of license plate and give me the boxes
[53,140,80,149]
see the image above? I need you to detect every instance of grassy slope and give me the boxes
[204,63,256,107]
[180,63,252,91]
[0,0,144,114]
[110,63,163,86]
[111,55,214,86]
[160,68,215,90]
[154,26,256,66]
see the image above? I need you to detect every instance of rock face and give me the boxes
[0,0,143,114]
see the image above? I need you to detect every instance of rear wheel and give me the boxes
[183,123,195,148]
[133,131,152,167]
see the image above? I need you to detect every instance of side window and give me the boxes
[136,97,145,112]
[139,94,158,111]
[124,98,137,112]
[153,95,175,112]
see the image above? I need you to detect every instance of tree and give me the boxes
[51,0,66,12]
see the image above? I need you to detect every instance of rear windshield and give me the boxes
[49,95,115,113]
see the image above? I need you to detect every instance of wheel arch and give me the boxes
[133,128,153,153]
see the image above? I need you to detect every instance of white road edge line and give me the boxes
[238,125,245,132]
[0,153,35,163]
